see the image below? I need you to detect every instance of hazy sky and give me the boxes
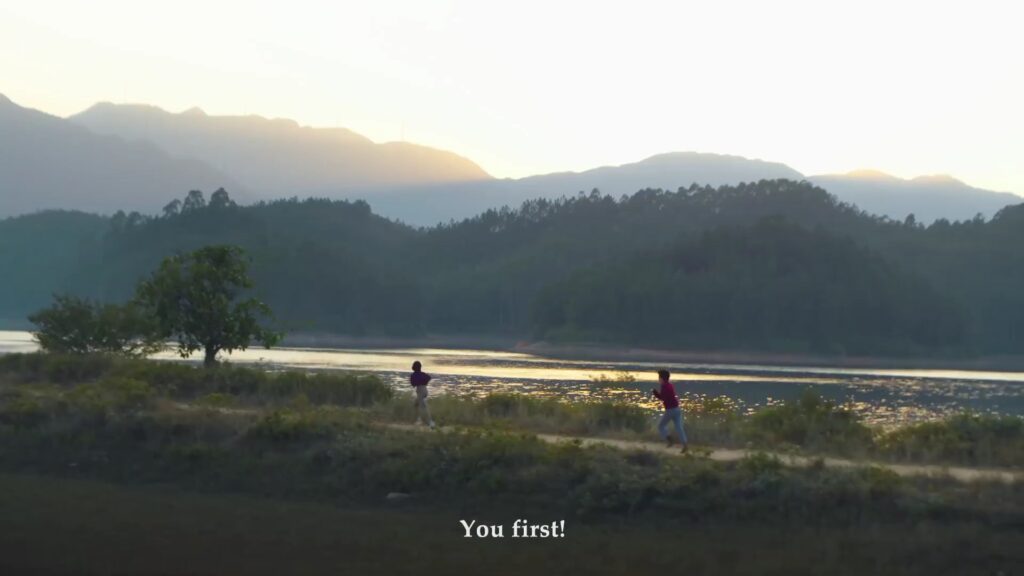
[2,0,1021,193]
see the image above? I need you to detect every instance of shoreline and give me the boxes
[279,332,1024,373]
[6,328,1024,374]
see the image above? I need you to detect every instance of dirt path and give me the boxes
[388,423,1023,484]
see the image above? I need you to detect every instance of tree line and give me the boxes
[4,181,1023,356]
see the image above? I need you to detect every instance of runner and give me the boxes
[651,369,687,453]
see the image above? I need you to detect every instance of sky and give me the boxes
[1,0,1021,193]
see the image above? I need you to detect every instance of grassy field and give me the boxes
[1,353,1023,574]
[1,473,1021,576]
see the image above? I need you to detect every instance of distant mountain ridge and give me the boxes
[69,102,491,197]
[366,152,806,225]
[808,170,1020,223]
[0,94,241,215]
[1,93,1019,223]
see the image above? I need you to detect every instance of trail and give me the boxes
[387,423,1023,484]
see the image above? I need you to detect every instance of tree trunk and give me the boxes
[203,345,218,367]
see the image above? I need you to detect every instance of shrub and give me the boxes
[426,393,652,436]
[28,295,161,357]
[0,353,117,385]
[742,389,874,455]
[64,377,156,420]
[195,393,236,409]
[245,408,357,445]
[0,354,392,408]
[877,413,1024,467]
[680,395,743,445]
[256,372,393,406]
[0,387,55,428]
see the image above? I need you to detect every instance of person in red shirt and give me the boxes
[651,369,688,452]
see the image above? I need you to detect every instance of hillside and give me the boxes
[0,210,109,324]
[5,181,1023,355]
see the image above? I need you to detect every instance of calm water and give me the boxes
[3,330,1023,426]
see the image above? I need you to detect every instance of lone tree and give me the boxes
[137,245,280,366]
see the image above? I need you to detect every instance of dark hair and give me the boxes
[657,369,670,381]
[412,361,422,372]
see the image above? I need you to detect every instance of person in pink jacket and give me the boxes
[651,369,688,453]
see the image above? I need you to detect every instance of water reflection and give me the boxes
[2,330,1022,427]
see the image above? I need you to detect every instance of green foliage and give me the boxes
[194,392,236,409]
[0,353,393,411]
[742,390,874,455]
[877,413,1024,467]
[0,352,117,384]
[401,393,651,436]
[0,210,108,325]
[136,245,281,365]
[64,377,156,419]
[255,371,393,406]
[28,295,160,356]
[245,408,353,445]
[0,386,56,428]
[680,395,743,445]
[533,217,966,355]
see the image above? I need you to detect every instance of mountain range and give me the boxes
[0,94,239,216]
[1,93,1019,224]
[807,170,1020,224]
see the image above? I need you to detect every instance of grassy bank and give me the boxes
[3,352,1023,470]
[379,388,1024,469]
[1,353,1023,573]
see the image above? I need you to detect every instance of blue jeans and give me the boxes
[658,407,687,444]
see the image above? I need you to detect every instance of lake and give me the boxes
[3,330,1023,426]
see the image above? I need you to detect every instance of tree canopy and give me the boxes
[136,245,281,365]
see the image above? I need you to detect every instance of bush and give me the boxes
[0,387,55,428]
[0,353,117,385]
[28,295,161,357]
[680,395,743,445]
[877,413,1024,467]
[0,354,392,408]
[742,390,874,455]
[418,393,652,436]
[245,408,357,445]
[256,372,393,406]
[64,377,156,419]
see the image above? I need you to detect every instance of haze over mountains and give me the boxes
[1,94,1020,224]
[70,102,490,194]
[366,152,806,224]
[0,94,240,216]
[807,170,1021,225]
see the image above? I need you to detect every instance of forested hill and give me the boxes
[3,180,1023,356]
